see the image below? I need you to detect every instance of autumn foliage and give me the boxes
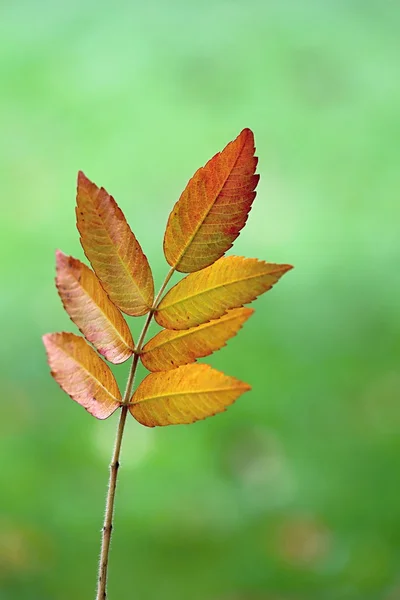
[43,128,292,427]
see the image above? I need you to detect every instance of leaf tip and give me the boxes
[55,248,69,268]
[76,171,94,201]
[55,248,65,258]
[242,381,252,393]
[42,332,58,360]
[55,249,81,275]
[42,331,58,344]
[42,332,51,347]
[280,264,294,274]
[258,261,293,276]
[77,170,89,185]
[240,127,254,139]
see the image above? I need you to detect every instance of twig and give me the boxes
[95,267,175,599]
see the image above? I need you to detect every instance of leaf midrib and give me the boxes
[131,385,248,405]
[67,267,133,353]
[88,190,150,309]
[60,343,121,403]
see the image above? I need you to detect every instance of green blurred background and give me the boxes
[1,1,399,599]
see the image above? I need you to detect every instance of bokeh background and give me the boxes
[1,1,399,599]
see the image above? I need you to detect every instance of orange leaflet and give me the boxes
[76,172,154,316]
[55,251,134,364]
[42,332,121,419]
[141,307,254,372]
[163,128,259,273]
[129,363,250,427]
[155,256,292,330]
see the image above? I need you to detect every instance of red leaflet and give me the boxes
[163,128,259,273]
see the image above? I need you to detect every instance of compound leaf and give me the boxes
[43,332,121,419]
[76,171,154,316]
[164,128,259,273]
[141,307,253,372]
[55,250,134,364]
[155,256,292,330]
[129,363,250,427]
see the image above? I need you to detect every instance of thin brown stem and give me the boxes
[95,266,175,600]
[96,404,128,600]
